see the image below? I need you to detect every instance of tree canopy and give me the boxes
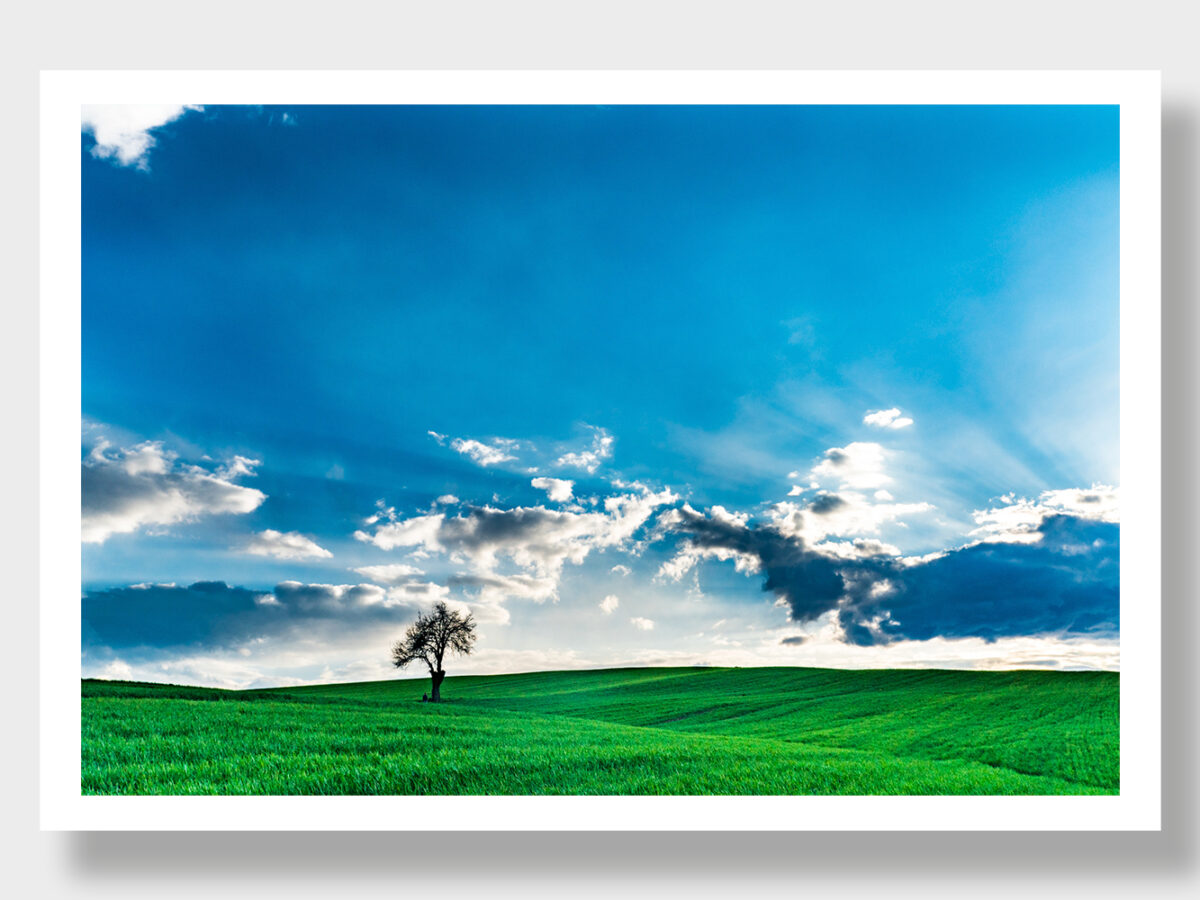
[391,601,477,702]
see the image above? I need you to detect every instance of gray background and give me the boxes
[2,1,1195,895]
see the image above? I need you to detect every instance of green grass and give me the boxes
[82,666,1118,795]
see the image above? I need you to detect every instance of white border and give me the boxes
[41,70,1161,831]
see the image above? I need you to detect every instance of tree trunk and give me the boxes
[430,669,446,703]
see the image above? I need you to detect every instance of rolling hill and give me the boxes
[81,666,1118,795]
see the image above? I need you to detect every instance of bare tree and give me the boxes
[390,601,477,703]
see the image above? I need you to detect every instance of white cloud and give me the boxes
[277,578,479,622]
[435,494,460,505]
[85,652,320,691]
[969,484,1119,545]
[863,408,914,429]
[809,441,891,490]
[291,572,503,625]
[808,538,903,560]
[274,581,391,611]
[770,492,933,546]
[630,617,655,631]
[611,564,632,576]
[355,483,677,608]
[708,504,750,528]
[385,581,454,605]
[353,512,444,551]
[243,530,332,561]
[657,550,701,582]
[325,463,345,480]
[1038,485,1120,521]
[766,441,933,551]
[81,431,265,544]
[357,486,677,580]
[271,579,454,616]
[351,563,426,583]
[448,572,558,606]
[81,105,202,168]
[442,596,511,625]
[450,437,519,467]
[600,595,620,615]
[100,659,134,680]
[556,425,614,473]
[531,477,574,502]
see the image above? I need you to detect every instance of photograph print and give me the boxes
[80,100,1121,797]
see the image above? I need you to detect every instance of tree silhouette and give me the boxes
[391,601,477,703]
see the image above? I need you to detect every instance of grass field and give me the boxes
[81,666,1118,795]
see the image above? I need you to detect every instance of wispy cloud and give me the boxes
[243,530,332,561]
[555,425,613,474]
[444,435,520,467]
[352,563,426,583]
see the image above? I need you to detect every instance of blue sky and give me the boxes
[80,104,1120,687]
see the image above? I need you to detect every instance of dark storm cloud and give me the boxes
[82,580,427,654]
[839,515,1119,646]
[808,493,847,515]
[663,508,1118,647]
[665,505,847,620]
